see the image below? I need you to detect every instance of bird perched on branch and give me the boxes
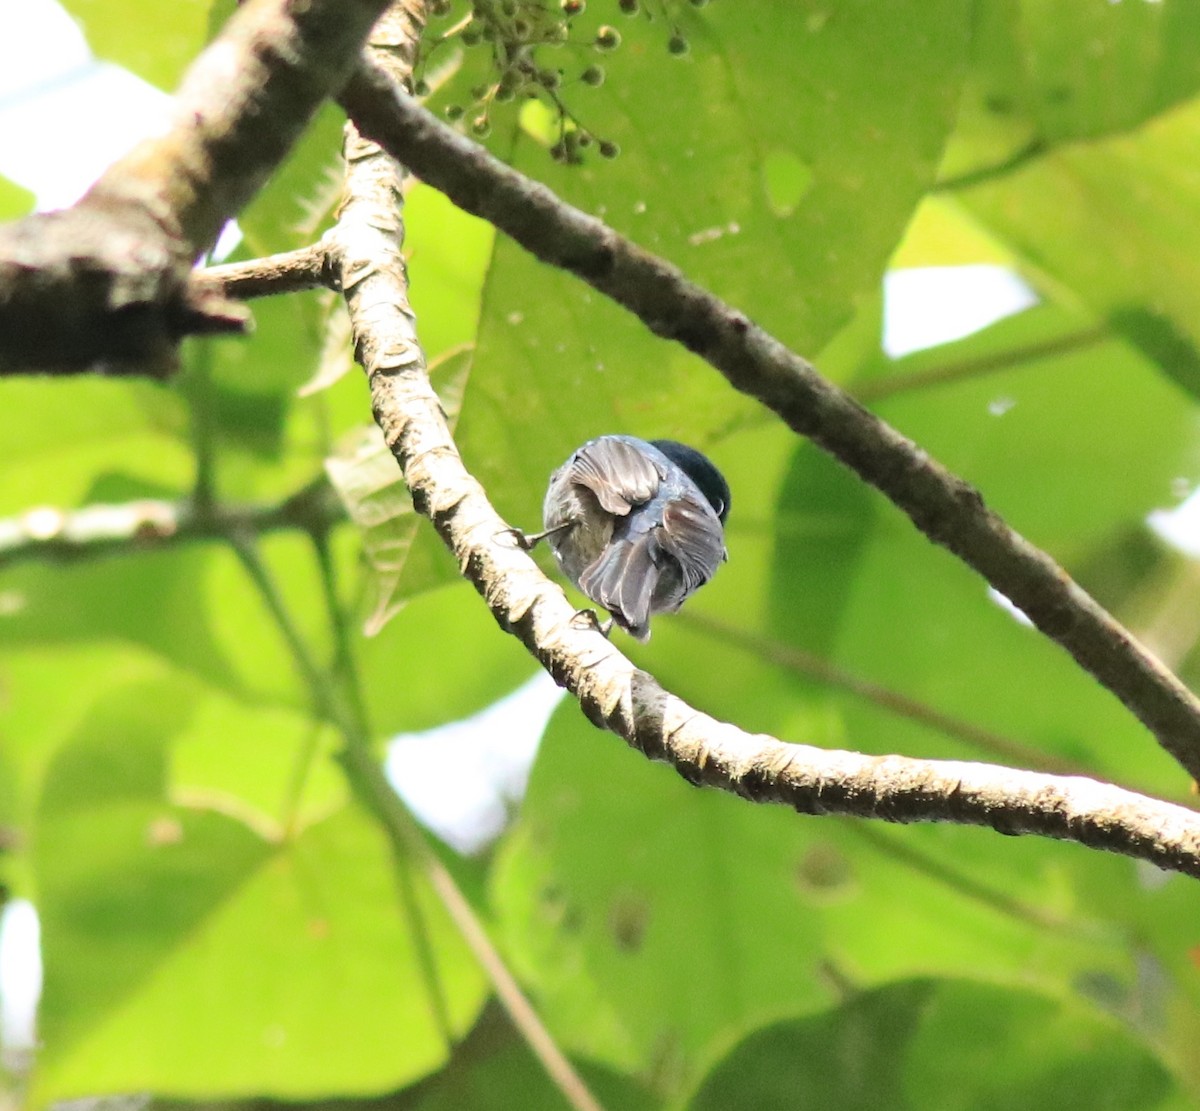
[517,435,730,640]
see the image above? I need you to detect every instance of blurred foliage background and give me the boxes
[4,0,1200,1107]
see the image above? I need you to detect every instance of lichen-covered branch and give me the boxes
[336,66,1200,786]
[0,0,392,375]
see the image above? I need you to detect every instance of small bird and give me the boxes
[520,435,730,640]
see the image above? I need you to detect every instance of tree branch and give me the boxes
[345,246,1200,878]
[336,66,1200,786]
[854,325,1110,403]
[0,478,341,571]
[679,612,1095,779]
[329,8,605,1111]
[197,243,335,300]
[0,0,392,375]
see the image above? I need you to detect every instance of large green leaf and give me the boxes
[32,674,486,1102]
[688,979,1183,1111]
[356,581,538,737]
[943,0,1200,182]
[451,0,971,525]
[0,378,189,515]
[958,96,1200,403]
[489,703,1129,1099]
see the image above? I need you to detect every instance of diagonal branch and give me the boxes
[339,132,1200,879]
[679,612,1095,779]
[336,65,1200,786]
[329,7,604,1111]
[0,0,393,375]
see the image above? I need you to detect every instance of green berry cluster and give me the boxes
[421,1,710,163]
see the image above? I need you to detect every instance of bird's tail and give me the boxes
[579,535,659,641]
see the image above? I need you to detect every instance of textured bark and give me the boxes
[338,67,1200,786]
[0,0,392,375]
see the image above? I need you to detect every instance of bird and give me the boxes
[518,435,730,640]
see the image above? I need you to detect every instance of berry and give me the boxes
[595,25,621,50]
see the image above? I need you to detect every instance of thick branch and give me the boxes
[345,288,1200,875]
[337,67,1200,785]
[0,0,391,375]
[0,479,342,571]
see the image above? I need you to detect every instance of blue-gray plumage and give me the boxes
[537,435,730,640]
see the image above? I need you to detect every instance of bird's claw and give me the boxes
[569,609,613,638]
[497,526,538,551]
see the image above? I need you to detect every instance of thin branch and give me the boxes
[934,138,1047,193]
[330,8,605,1111]
[0,0,392,374]
[679,613,1093,779]
[0,478,341,571]
[229,534,455,1054]
[337,67,1200,785]
[854,325,1110,403]
[844,822,1066,930]
[197,243,334,300]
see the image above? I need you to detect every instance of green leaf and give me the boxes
[904,980,1179,1110]
[943,0,1200,182]
[451,0,972,525]
[356,582,537,737]
[0,378,189,515]
[490,704,1127,1099]
[1,548,246,697]
[32,675,486,1102]
[958,97,1200,403]
[61,0,212,91]
[688,979,1182,1111]
[688,981,932,1111]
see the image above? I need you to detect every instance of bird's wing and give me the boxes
[659,492,726,591]
[565,437,663,515]
[578,533,659,641]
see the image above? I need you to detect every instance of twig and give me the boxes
[229,534,455,1055]
[935,139,1047,193]
[197,243,334,300]
[679,612,1093,779]
[0,478,341,571]
[0,0,392,374]
[855,325,1110,403]
[330,7,605,1111]
[336,67,1200,785]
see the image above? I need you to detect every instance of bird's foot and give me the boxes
[569,608,614,638]
[497,526,538,551]
[497,519,576,551]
